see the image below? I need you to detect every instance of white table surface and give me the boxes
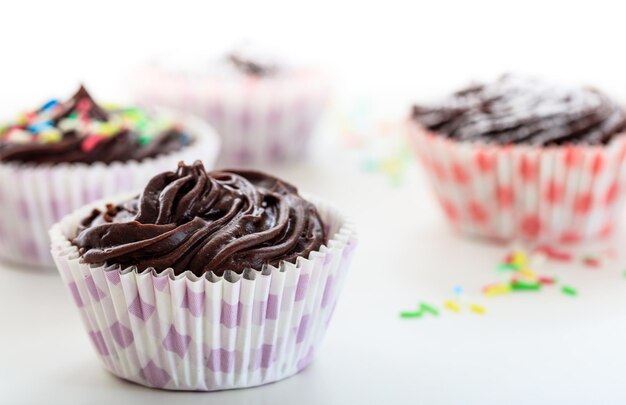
[3,132,626,405]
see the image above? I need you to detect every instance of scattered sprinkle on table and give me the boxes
[561,286,578,296]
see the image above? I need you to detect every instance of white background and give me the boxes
[2,1,626,404]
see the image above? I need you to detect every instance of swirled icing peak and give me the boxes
[0,85,191,164]
[411,75,626,146]
[73,161,326,276]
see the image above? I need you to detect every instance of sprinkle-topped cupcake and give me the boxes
[49,160,356,391]
[407,75,626,243]
[0,86,192,164]
[0,86,219,267]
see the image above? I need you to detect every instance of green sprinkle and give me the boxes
[138,135,151,145]
[361,159,378,172]
[510,281,541,291]
[400,311,422,319]
[68,111,78,119]
[389,175,403,187]
[419,303,439,316]
[561,286,577,296]
[497,263,519,272]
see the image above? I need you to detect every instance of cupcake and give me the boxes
[131,46,330,166]
[49,161,356,391]
[0,86,220,267]
[407,75,626,243]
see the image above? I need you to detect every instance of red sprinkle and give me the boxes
[25,111,38,123]
[538,276,555,285]
[77,98,92,113]
[81,135,106,152]
[534,245,573,262]
[582,257,600,268]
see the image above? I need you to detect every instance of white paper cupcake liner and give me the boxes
[407,120,626,243]
[0,111,220,268]
[132,67,330,166]
[49,195,356,391]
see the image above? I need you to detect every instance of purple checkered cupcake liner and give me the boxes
[0,110,220,268]
[49,196,356,391]
[132,67,330,166]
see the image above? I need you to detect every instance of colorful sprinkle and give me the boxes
[483,283,512,297]
[81,135,107,153]
[40,99,59,112]
[400,311,422,319]
[497,263,519,272]
[537,276,556,285]
[561,286,577,296]
[511,250,528,269]
[582,256,600,268]
[444,300,461,313]
[38,129,62,143]
[27,121,54,134]
[469,304,486,315]
[419,302,439,316]
[534,245,573,262]
[519,268,537,281]
[510,280,541,291]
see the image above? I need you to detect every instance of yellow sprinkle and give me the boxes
[102,102,122,111]
[444,300,461,313]
[39,129,62,143]
[519,268,537,281]
[469,304,486,315]
[381,158,402,177]
[483,283,511,297]
[15,113,28,126]
[512,250,528,269]
[99,122,120,137]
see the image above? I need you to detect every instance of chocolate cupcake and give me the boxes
[131,46,330,165]
[0,86,220,267]
[408,75,626,243]
[49,161,356,391]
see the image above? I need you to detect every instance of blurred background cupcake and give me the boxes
[0,86,220,267]
[131,44,330,166]
[407,75,626,244]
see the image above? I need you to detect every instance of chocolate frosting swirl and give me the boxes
[73,161,326,276]
[412,75,626,146]
[0,86,191,165]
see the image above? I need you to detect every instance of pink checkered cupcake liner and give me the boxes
[132,67,330,166]
[0,111,220,268]
[407,120,626,243]
[49,196,356,391]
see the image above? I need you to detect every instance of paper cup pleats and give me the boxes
[132,68,330,166]
[49,197,356,391]
[407,121,626,243]
[0,114,220,268]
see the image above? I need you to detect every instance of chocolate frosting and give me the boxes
[411,75,626,146]
[73,161,326,276]
[0,86,191,164]
[227,54,277,76]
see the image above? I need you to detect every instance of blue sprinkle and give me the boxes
[28,121,54,133]
[179,133,191,145]
[40,99,59,112]
[453,286,463,295]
